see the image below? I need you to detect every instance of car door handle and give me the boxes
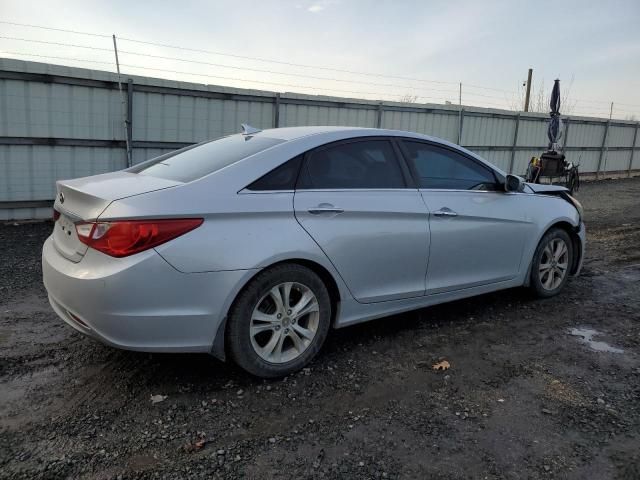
[433,208,458,217]
[308,204,344,215]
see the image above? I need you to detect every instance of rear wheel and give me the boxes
[226,264,331,378]
[529,228,573,297]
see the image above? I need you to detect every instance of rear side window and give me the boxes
[133,135,284,183]
[247,155,302,191]
[402,141,497,190]
[297,140,405,189]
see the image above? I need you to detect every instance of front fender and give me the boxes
[520,194,582,286]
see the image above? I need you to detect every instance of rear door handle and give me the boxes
[433,208,458,217]
[308,204,344,215]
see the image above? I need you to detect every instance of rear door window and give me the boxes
[132,135,284,183]
[297,140,406,189]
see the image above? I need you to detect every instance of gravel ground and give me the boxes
[1,178,639,480]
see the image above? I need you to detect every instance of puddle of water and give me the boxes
[569,327,624,354]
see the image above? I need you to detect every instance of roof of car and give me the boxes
[257,126,371,140]
[255,125,452,144]
[250,126,506,177]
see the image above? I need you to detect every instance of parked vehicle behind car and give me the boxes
[43,126,585,378]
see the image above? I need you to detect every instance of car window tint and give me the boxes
[247,155,302,191]
[298,140,405,189]
[402,141,497,190]
[133,134,284,183]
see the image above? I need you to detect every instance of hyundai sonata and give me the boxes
[43,125,585,377]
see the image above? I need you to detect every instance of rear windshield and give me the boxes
[132,135,284,182]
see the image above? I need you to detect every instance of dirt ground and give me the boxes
[1,178,639,480]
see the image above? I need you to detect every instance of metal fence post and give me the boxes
[596,120,610,179]
[273,93,280,128]
[457,108,464,145]
[126,79,133,166]
[628,122,639,177]
[376,102,383,129]
[112,35,132,167]
[562,117,570,151]
[508,113,520,174]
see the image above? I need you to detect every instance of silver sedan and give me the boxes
[43,126,585,377]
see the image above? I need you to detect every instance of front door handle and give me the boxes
[308,203,344,215]
[433,208,458,217]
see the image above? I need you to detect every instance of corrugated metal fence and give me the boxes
[1,58,639,220]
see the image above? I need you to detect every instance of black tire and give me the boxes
[529,227,573,298]
[226,264,331,378]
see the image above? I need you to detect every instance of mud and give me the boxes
[1,178,639,479]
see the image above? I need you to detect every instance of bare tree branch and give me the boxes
[398,93,419,104]
[512,75,577,115]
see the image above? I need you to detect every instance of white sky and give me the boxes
[1,0,639,119]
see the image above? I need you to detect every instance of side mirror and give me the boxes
[505,174,525,193]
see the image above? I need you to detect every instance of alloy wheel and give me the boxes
[250,282,320,363]
[538,238,569,291]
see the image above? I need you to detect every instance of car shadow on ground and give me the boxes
[112,285,534,388]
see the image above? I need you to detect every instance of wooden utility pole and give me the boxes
[523,68,533,112]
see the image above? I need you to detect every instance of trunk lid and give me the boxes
[52,171,181,262]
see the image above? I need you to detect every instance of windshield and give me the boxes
[131,134,284,183]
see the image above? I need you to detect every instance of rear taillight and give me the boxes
[53,208,61,222]
[75,218,203,258]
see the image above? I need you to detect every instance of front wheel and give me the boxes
[226,264,331,378]
[529,228,573,298]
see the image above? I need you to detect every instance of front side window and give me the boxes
[401,141,497,190]
[298,140,405,189]
[132,134,284,183]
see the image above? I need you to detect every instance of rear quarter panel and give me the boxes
[100,188,353,298]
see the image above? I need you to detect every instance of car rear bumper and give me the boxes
[42,235,255,353]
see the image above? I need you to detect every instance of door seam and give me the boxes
[292,190,359,302]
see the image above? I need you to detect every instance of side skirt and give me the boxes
[334,277,525,329]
